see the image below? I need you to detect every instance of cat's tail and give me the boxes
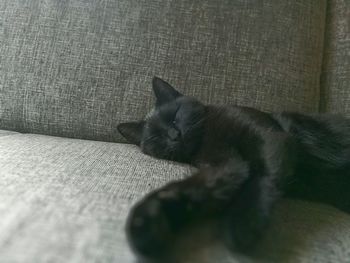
[274,112,350,212]
[272,112,350,171]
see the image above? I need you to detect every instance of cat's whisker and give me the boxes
[142,135,158,144]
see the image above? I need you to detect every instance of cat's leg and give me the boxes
[222,175,279,252]
[223,132,296,252]
[126,157,250,260]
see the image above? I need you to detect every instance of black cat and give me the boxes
[118,77,350,260]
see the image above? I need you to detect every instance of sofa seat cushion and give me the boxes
[0,131,192,263]
[1,131,350,262]
[0,129,19,137]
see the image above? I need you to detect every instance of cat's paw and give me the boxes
[126,197,172,259]
[126,188,188,259]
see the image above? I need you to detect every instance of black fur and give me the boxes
[118,77,350,260]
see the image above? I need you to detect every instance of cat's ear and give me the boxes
[152,77,182,106]
[117,121,145,145]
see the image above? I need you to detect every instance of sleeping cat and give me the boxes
[118,77,350,260]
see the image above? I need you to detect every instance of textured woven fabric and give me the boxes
[0,132,192,263]
[0,0,325,142]
[1,132,350,263]
[0,129,18,137]
[320,0,350,115]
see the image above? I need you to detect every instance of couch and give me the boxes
[0,0,350,262]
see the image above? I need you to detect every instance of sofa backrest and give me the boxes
[0,0,326,142]
[320,0,350,116]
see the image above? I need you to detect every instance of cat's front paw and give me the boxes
[126,196,172,259]
[126,187,189,260]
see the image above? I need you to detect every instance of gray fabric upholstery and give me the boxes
[0,132,191,262]
[0,0,325,142]
[1,132,350,263]
[0,129,18,137]
[320,0,350,115]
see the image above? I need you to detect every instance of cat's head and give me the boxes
[117,77,206,163]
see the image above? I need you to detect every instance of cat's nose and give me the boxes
[168,128,180,141]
